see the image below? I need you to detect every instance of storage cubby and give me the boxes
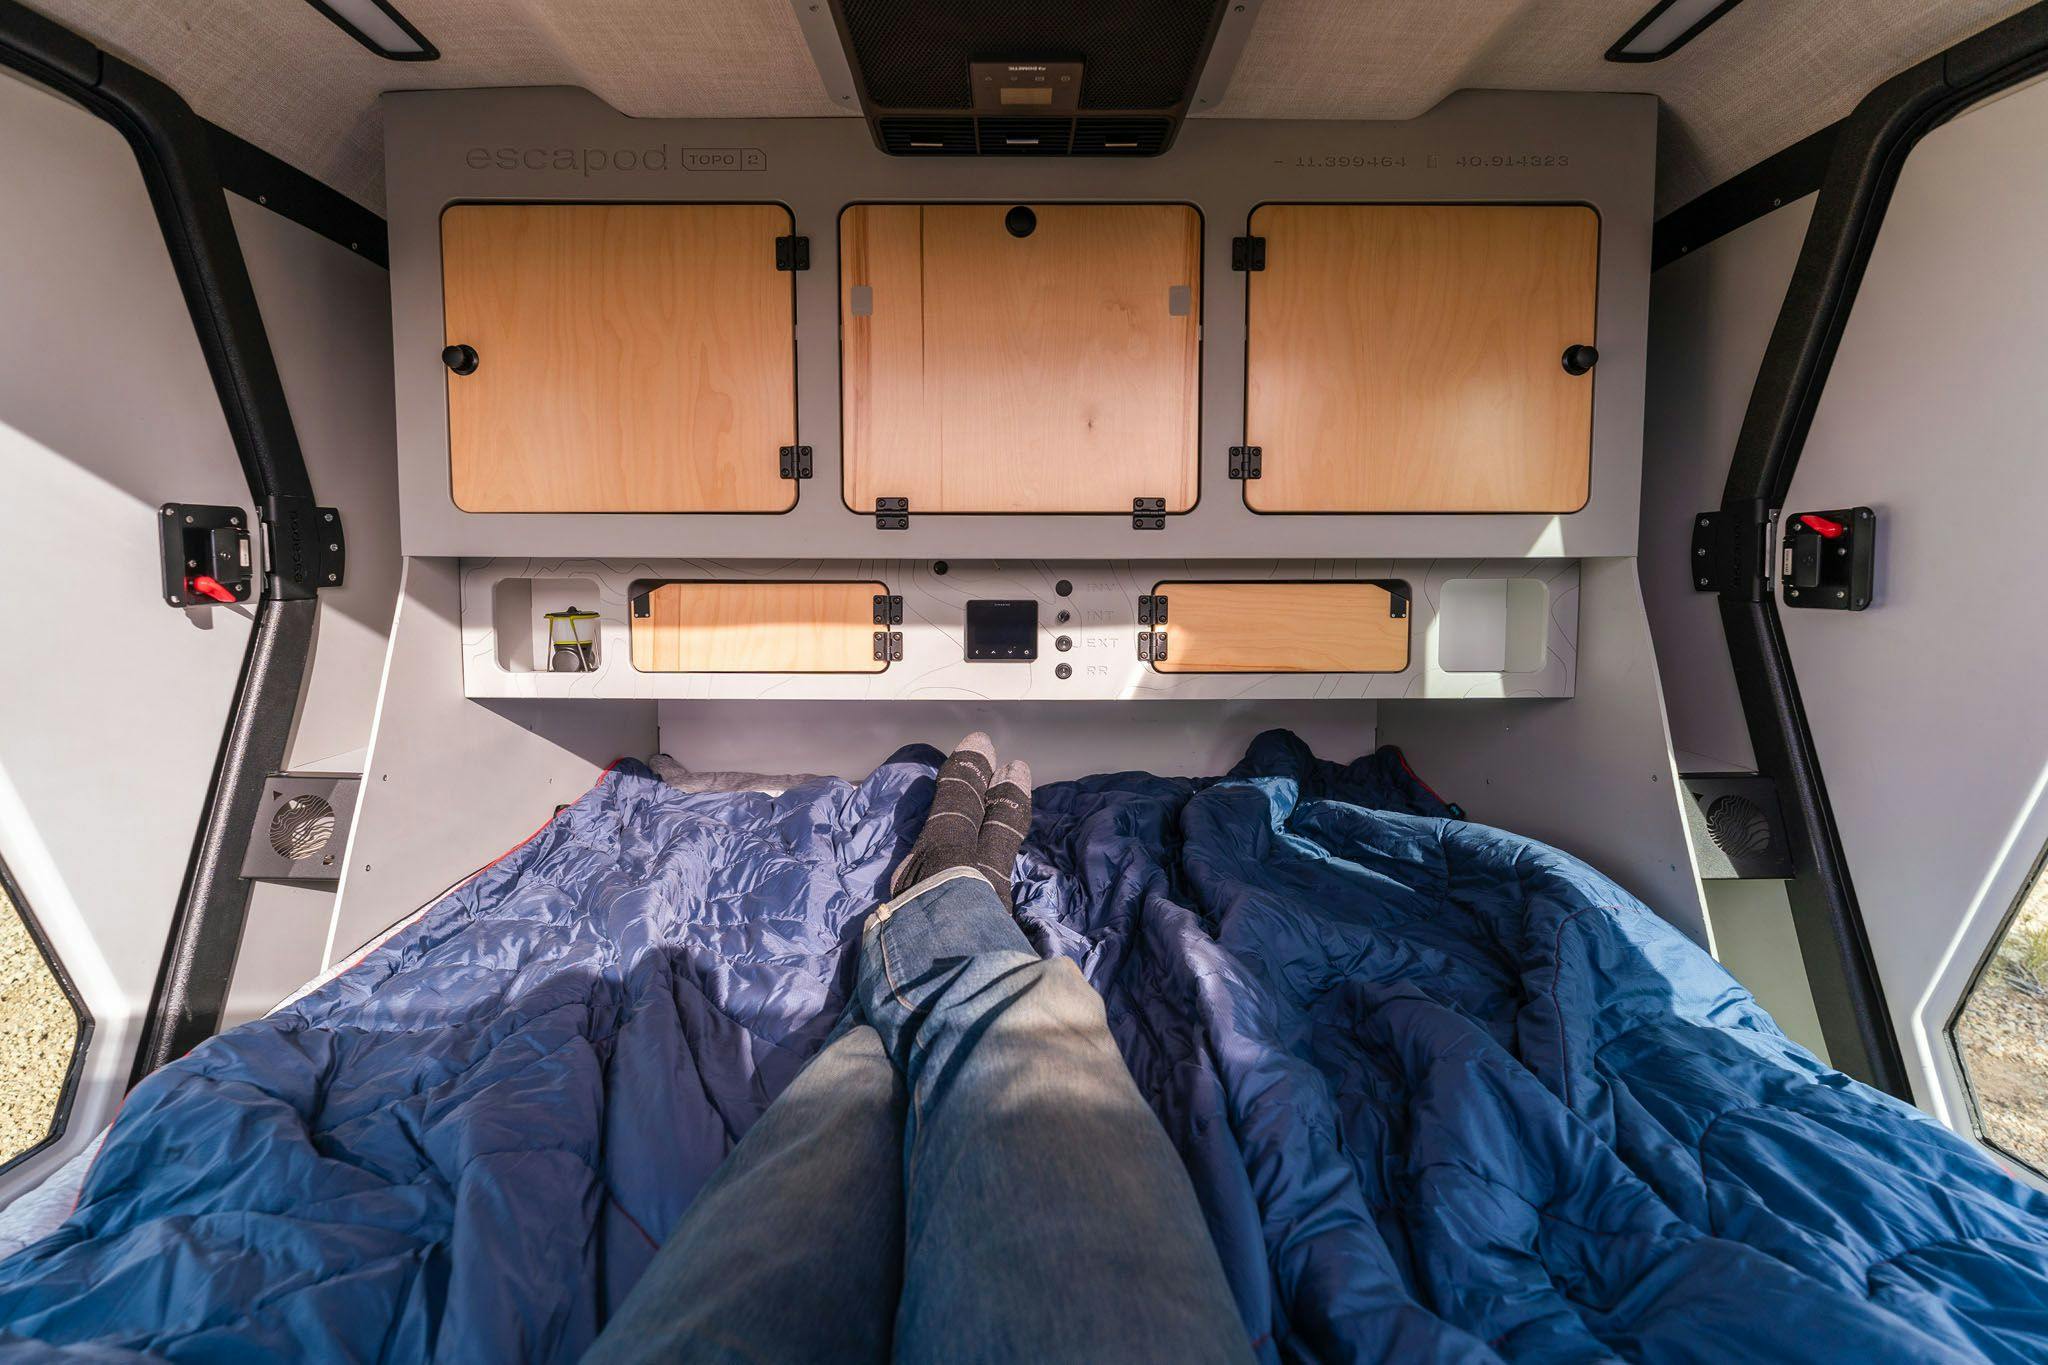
[629,581,891,674]
[441,202,797,513]
[1150,580,1410,674]
[840,202,1201,515]
[1244,203,1599,514]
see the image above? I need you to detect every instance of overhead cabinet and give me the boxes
[1243,204,1600,514]
[1150,580,1410,673]
[841,202,1201,516]
[441,202,797,513]
[630,581,891,673]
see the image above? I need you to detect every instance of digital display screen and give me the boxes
[964,599,1039,661]
[999,87,1054,105]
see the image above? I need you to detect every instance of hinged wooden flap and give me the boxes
[630,581,889,673]
[1244,204,1599,514]
[1149,580,1409,673]
[842,203,1201,515]
[442,203,797,513]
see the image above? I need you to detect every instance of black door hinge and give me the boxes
[1386,584,1410,619]
[1231,236,1266,271]
[872,630,904,662]
[876,497,909,530]
[1133,496,1166,530]
[1138,630,1169,662]
[1690,503,1774,602]
[631,589,652,619]
[776,235,810,271]
[259,495,346,600]
[872,593,904,625]
[1228,446,1262,480]
[779,445,813,480]
[1138,593,1168,626]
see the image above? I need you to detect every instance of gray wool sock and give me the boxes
[891,733,997,895]
[973,761,1033,912]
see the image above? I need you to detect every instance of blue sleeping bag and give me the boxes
[2,732,2045,1362]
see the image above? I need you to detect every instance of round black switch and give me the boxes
[1005,206,1037,238]
[1054,579,1073,597]
[1055,663,1072,680]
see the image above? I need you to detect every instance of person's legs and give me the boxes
[860,836,1254,1359]
[583,1018,908,1365]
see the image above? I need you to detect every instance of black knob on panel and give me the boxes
[1055,663,1072,680]
[1054,579,1073,597]
[1055,635,1073,653]
[442,343,480,375]
[1005,206,1037,238]
[1561,344,1599,376]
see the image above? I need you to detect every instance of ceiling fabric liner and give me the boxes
[18,0,2034,215]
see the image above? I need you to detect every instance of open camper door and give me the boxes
[1648,8,2048,1180]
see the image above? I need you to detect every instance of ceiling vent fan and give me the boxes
[803,0,1261,157]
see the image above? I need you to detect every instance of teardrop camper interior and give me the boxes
[3,0,2048,1358]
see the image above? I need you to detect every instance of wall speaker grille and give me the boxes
[269,794,337,862]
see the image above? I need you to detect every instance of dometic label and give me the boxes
[463,145,767,175]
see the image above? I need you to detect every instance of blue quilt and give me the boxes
[2,733,2045,1362]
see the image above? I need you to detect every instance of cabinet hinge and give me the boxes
[1132,496,1166,530]
[876,497,909,530]
[872,593,904,626]
[1137,593,1168,626]
[872,630,904,662]
[1231,236,1266,271]
[1137,630,1169,663]
[1228,446,1262,480]
[779,445,813,480]
[775,235,811,271]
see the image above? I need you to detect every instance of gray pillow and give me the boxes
[647,754,828,797]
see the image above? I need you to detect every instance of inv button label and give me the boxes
[683,147,767,172]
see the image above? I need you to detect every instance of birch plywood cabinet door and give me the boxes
[1150,581,1410,673]
[629,581,889,673]
[842,203,1201,515]
[1244,204,1599,514]
[442,203,796,513]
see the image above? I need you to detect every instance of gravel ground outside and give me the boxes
[0,882,81,1165]
[1954,876,2048,1175]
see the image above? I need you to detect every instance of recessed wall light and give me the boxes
[1605,0,1746,63]
[303,0,438,61]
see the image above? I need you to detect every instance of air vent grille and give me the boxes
[977,118,1074,154]
[1071,118,1172,155]
[877,118,976,154]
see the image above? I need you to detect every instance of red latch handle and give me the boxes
[1796,513,1848,540]
[189,575,237,604]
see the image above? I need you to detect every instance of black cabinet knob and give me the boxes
[442,343,480,375]
[1004,206,1037,238]
[1561,344,1599,376]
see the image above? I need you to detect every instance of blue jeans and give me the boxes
[586,868,1253,1364]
